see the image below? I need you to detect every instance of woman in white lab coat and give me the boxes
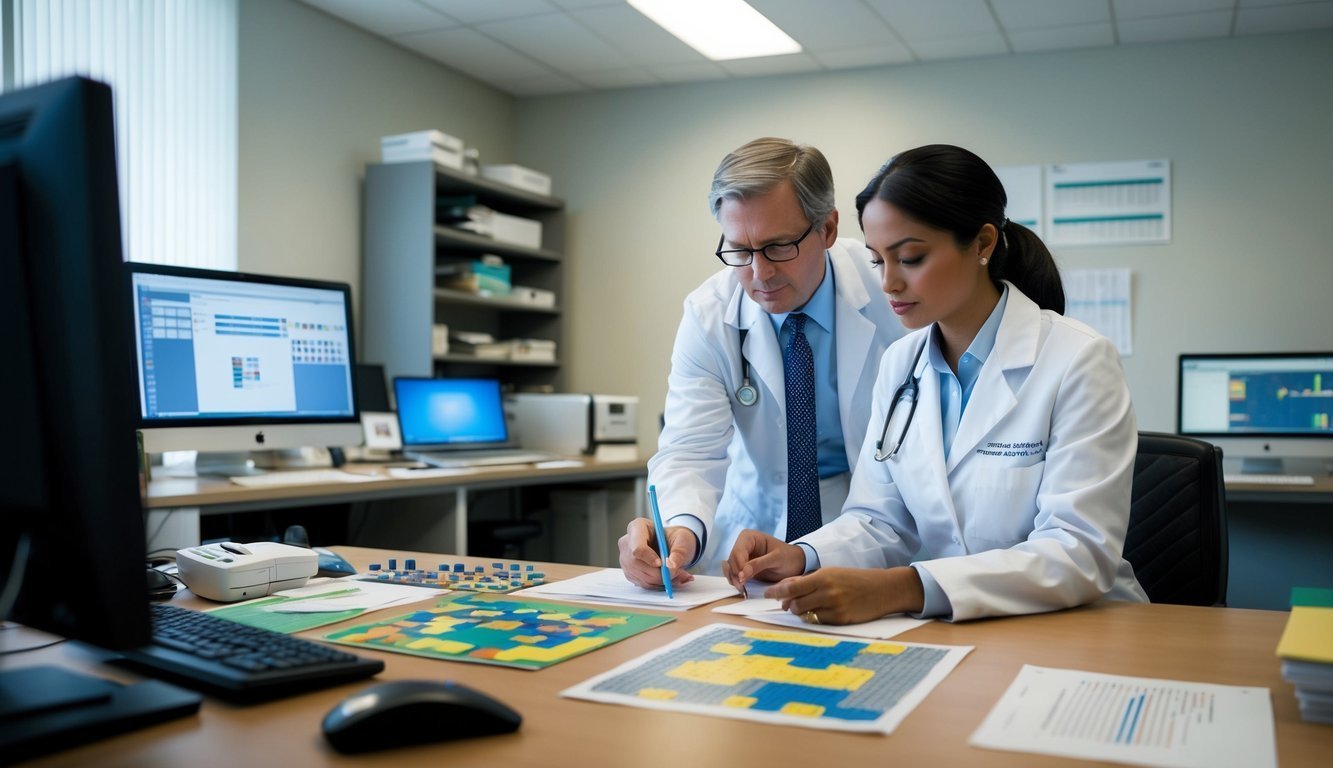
[725,145,1148,622]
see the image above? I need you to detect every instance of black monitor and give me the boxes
[0,76,199,759]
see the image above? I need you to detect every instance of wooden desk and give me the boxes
[14,547,1331,768]
[1225,474,1333,505]
[145,458,648,554]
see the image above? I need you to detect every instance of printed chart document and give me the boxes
[970,665,1276,768]
[513,568,739,611]
[205,579,438,633]
[712,598,929,639]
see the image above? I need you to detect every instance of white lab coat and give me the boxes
[649,238,902,575]
[802,282,1148,620]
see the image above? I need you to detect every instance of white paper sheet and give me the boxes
[1045,159,1171,246]
[711,599,929,639]
[511,569,739,611]
[563,623,972,734]
[970,665,1276,768]
[996,164,1044,239]
[262,579,440,613]
[1064,267,1132,355]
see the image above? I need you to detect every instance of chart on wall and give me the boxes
[563,623,972,735]
[1044,159,1171,247]
[995,164,1045,240]
[323,592,673,670]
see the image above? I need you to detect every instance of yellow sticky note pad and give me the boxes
[1276,606,1333,663]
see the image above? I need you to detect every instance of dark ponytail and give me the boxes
[855,145,1064,313]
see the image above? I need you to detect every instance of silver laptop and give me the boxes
[393,377,554,468]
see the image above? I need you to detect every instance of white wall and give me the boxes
[237,0,515,335]
[512,30,1333,450]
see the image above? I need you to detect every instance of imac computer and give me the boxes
[0,77,201,759]
[127,263,363,475]
[1178,352,1333,475]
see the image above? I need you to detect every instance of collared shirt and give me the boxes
[767,252,848,479]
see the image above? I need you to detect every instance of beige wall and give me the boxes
[237,0,515,336]
[512,30,1333,449]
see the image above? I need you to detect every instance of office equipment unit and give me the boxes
[175,542,317,602]
[394,377,554,468]
[505,393,639,458]
[127,263,363,474]
[362,160,565,391]
[0,76,203,760]
[1178,352,1333,475]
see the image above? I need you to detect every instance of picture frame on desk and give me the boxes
[360,411,402,452]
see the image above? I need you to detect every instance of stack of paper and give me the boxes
[513,568,739,612]
[1276,586,1333,724]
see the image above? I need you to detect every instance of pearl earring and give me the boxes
[979,257,989,265]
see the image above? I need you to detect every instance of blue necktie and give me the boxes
[784,313,821,542]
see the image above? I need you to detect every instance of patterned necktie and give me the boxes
[784,313,821,541]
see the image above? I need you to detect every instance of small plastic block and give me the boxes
[453,563,465,572]
[474,565,484,573]
[438,563,447,571]
[405,559,416,571]
[493,562,504,570]
[388,559,397,570]
[449,574,460,581]
[526,564,534,571]
[510,563,520,571]
[377,574,389,580]
[368,563,382,571]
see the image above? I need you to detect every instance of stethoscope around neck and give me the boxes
[735,327,758,406]
[873,336,930,461]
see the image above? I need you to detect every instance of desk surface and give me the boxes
[15,547,1330,768]
[1225,474,1333,504]
[146,457,648,512]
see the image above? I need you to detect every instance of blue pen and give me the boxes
[647,484,674,599]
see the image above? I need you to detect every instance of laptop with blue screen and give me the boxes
[393,377,554,468]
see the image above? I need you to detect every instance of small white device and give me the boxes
[504,393,639,456]
[175,541,318,602]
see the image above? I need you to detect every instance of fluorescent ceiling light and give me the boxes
[628,0,802,61]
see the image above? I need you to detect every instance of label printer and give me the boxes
[505,393,638,459]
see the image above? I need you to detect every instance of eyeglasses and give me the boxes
[874,339,929,461]
[715,223,814,267]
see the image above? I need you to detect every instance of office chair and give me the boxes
[1124,431,1229,606]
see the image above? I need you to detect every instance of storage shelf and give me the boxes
[433,164,563,212]
[433,225,561,262]
[433,288,560,313]
[436,354,559,368]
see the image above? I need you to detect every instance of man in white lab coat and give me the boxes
[619,137,903,581]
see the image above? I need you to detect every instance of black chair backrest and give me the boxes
[1124,432,1228,606]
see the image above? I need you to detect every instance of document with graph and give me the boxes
[970,665,1276,768]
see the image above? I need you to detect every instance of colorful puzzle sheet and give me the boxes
[357,558,546,593]
[562,623,972,734]
[323,593,673,670]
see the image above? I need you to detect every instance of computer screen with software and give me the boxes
[128,263,362,462]
[1178,352,1333,474]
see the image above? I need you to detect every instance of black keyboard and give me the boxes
[114,603,383,703]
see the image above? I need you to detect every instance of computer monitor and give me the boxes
[1178,352,1333,474]
[0,76,199,758]
[127,263,363,474]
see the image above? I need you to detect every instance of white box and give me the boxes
[510,285,557,308]
[490,211,543,249]
[482,163,552,196]
[432,324,450,356]
[380,129,464,154]
[381,145,463,170]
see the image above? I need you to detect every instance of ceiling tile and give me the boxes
[811,43,916,69]
[911,31,1011,60]
[718,53,824,78]
[1113,0,1235,21]
[394,26,551,80]
[866,0,1000,39]
[492,72,587,95]
[748,0,900,49]
[573,67,663,89]
[1236,2,1333,34]
[571,5,711,65]
[479,12,634,72]
[419,0,558,25]
[648,61,731,84]
[1009,22,1114,52]
[300,0,458,36]
[990,0,1110,30]
[1118,10,1234,43]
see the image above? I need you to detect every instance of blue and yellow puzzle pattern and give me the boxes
[323,592,673,670]
[357,557,546,593]
[590,624,948,723]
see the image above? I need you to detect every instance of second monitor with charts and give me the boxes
[394,377,553,468]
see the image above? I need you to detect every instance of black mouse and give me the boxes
[322,679,521,754]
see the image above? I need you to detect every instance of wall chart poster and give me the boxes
[1045,159,1171,246]
[563,623,971,734]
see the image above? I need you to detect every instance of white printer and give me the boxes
[505,393,638,459]
[176,541,317,602]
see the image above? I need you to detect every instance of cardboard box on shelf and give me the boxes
[481,163,552,196]
[490,211,543,249]
[510,285,557,308]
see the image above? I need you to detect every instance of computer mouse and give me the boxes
[322,679,521,754]
[313,547,357,577]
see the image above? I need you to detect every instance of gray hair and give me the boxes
[708,137,835,229]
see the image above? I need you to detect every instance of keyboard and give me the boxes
[115,604,383,703]
[229,469,384,487]
[406,449,555,469]
[1223,473,1316,486]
